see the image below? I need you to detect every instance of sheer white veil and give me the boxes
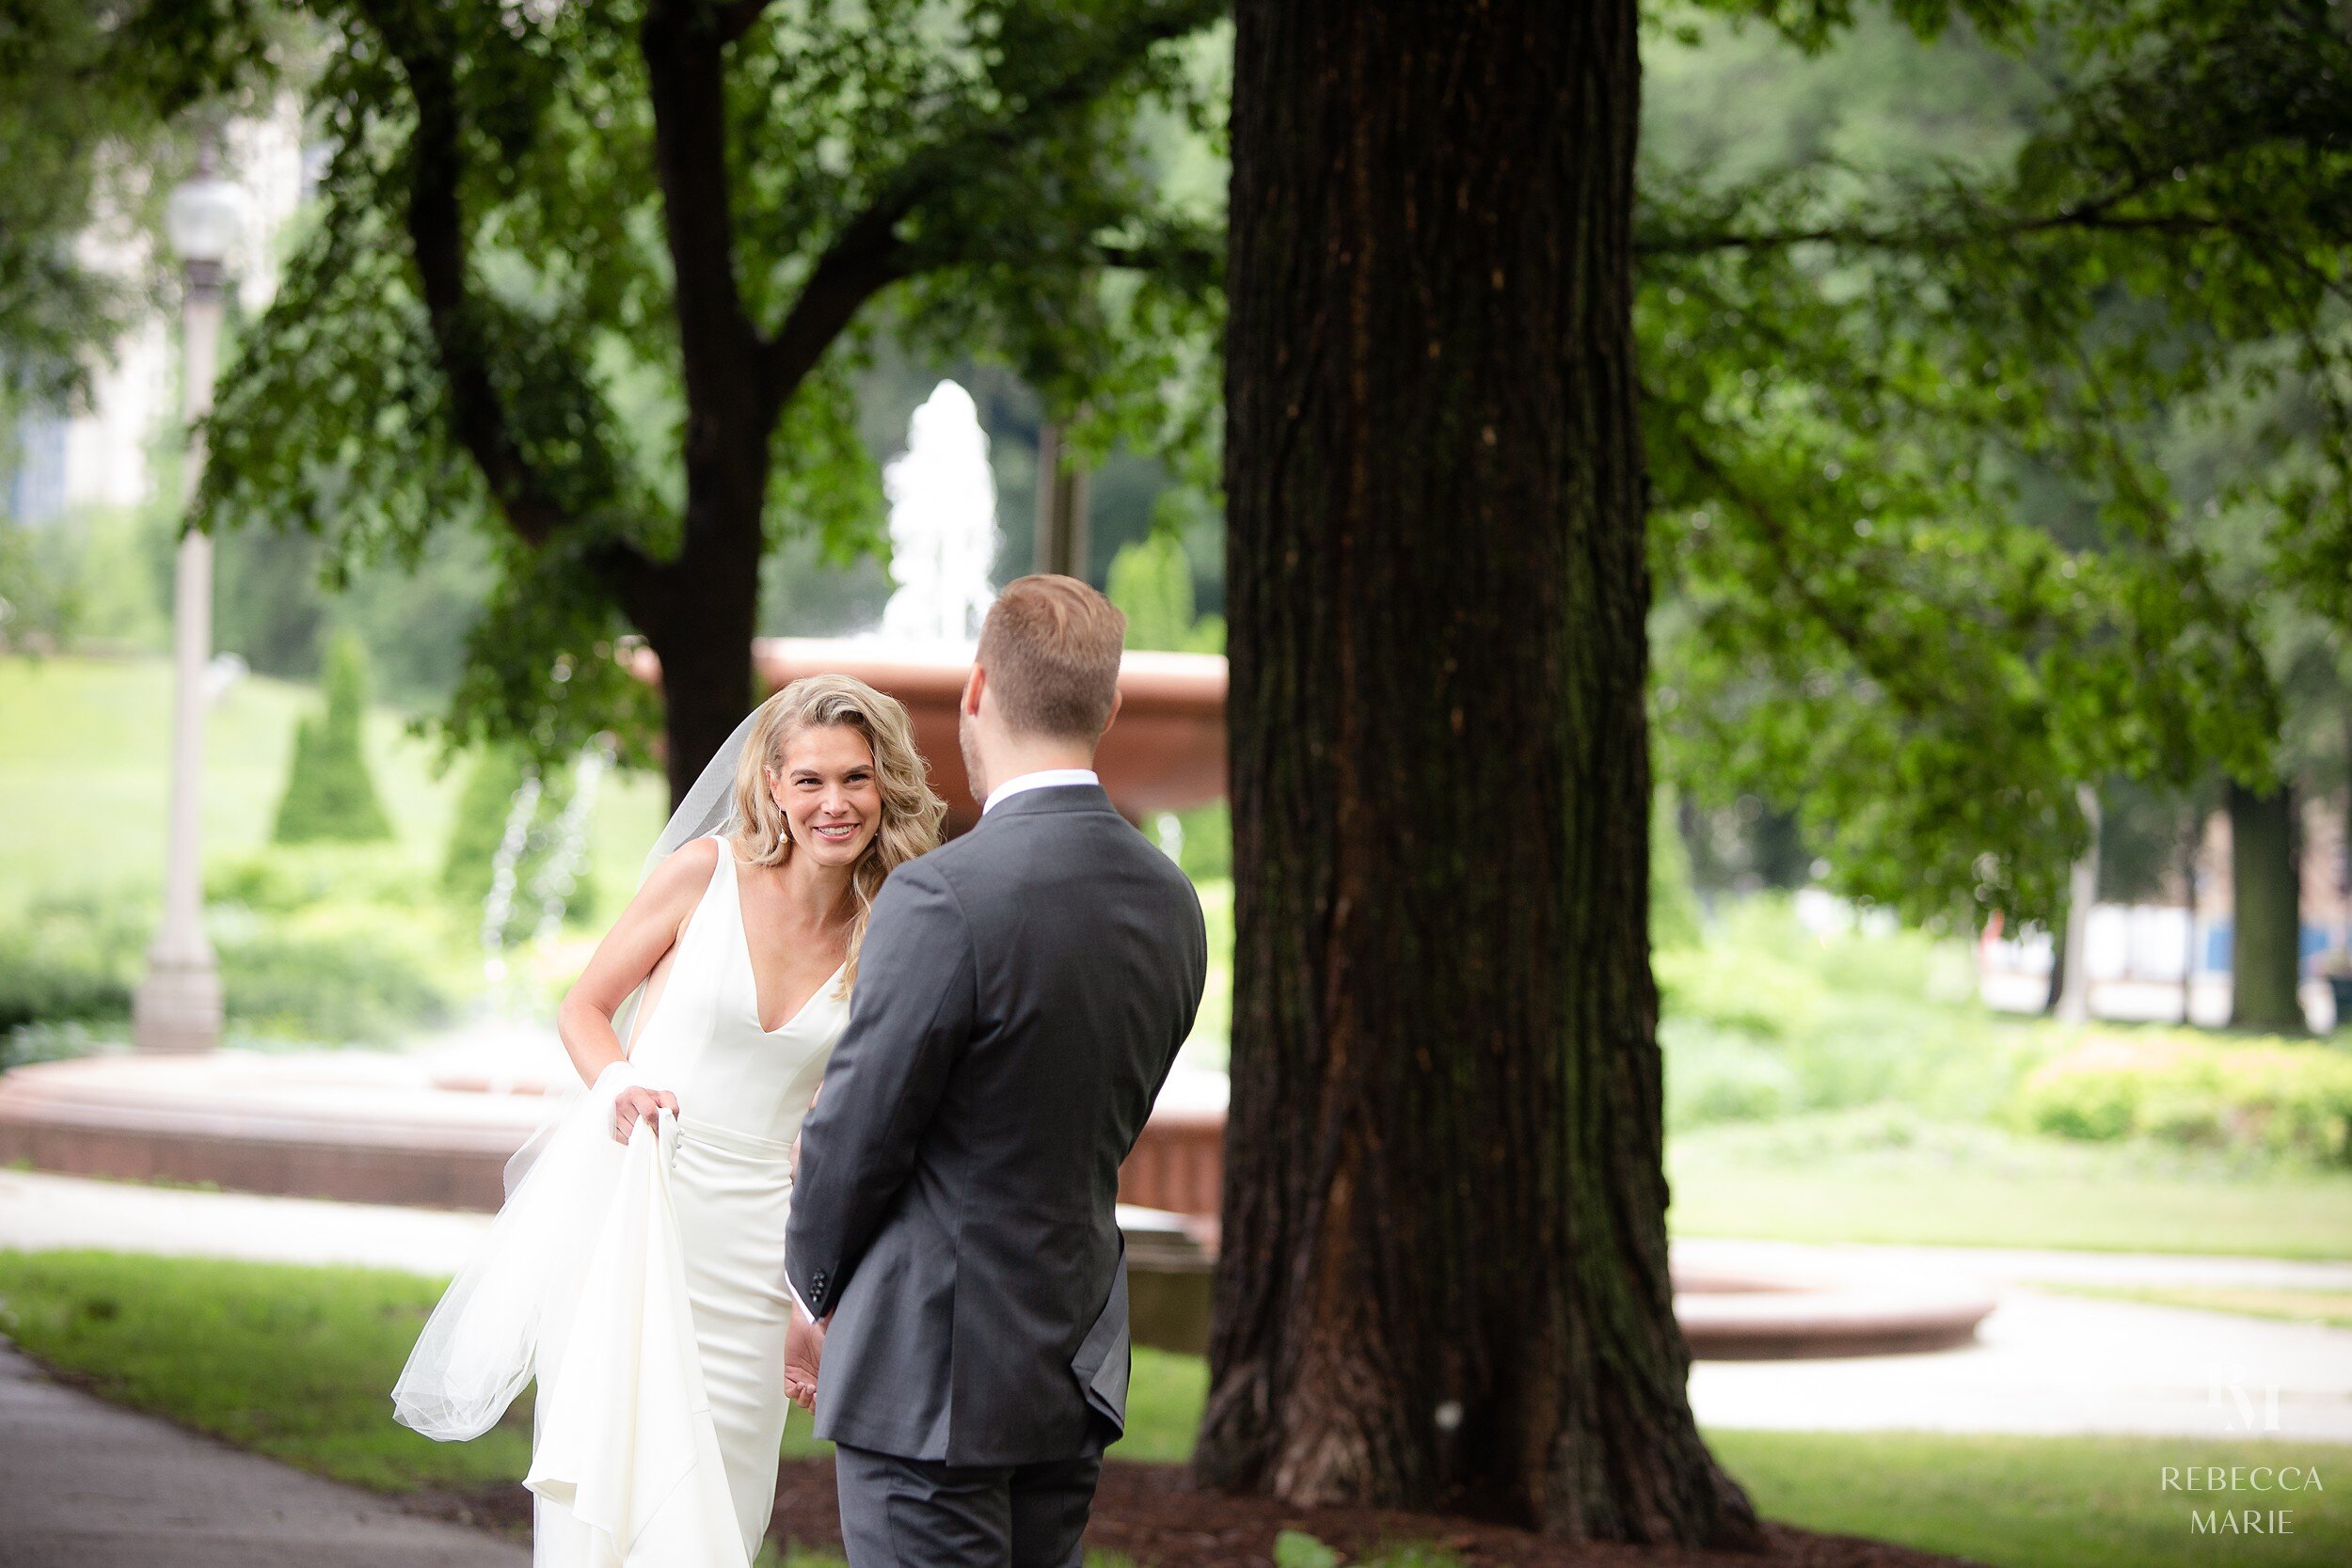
[391,708,765,1442]
[499,705,765,1195]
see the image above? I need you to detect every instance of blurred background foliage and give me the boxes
[4,4,2351,1233]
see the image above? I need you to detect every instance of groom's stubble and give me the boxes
[958,705,990,809]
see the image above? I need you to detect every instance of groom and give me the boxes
[784,573,1209,1568]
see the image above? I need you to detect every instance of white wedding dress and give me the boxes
[396,834,848,1568]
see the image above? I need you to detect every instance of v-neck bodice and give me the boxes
[622,835,850,1147]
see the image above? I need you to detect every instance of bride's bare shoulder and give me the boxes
[633,835,723,907]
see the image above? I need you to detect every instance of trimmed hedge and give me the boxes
[0,880,459,1047]
[2013,1033,2352,1164]
[272,632,392,844]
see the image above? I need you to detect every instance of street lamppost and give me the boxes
[132,145,246,1054]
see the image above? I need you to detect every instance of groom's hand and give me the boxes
[611,1085,678,1144]
[784,1307,825,1412]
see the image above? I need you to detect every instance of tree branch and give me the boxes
[1636,125,2314,259]
[1085,231,1223,279]
[358,2,665,620]
[753,0,1223,403]
[364,3,567,550]
[1648,392,1951,723]
[1639,193,2236,258]
[717,0,773,46]
[640,0,765,464]
[758,202,916,405]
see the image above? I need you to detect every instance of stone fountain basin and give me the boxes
[1671,1252,1999,1358]
[0,1035,1234,1216]
[0,1045,1998,1360]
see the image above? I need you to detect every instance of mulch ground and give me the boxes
[411,1457,1990,1568]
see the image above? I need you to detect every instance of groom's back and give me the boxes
[814,782,1207,1465]
[927,792,1204,1210]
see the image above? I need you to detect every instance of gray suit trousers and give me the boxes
[834,1441,1104,1568]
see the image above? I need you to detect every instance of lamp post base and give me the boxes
[132,959,222,1053]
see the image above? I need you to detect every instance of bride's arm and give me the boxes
[556,838,720,1120]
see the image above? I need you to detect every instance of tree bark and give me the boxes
[1750,802,1808,889]
[643,554,762,808]
[2179,799,2203,1027]
[1202,0,1763,1547]
[358,0,1220,810]
[2227,777,2306,1034]
[635,0,779,805]
[2042,907,2068,1015]
[2052,784,2100,1023]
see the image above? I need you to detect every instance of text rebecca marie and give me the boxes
[2161,1464,2324,1536]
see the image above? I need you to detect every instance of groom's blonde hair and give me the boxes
[977,574,1126,740]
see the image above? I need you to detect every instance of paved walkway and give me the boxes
[4,1166,2350,1449]
[1690,1285,2352,1442]
[0,1338,523,1568]
[1681,1235,2352,1291]
[0,1165,492,1275]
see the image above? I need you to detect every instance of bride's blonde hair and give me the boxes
[723,674,946,992]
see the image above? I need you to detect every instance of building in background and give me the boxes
[5,101,312,531]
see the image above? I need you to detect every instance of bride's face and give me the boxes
[767,724,883,868]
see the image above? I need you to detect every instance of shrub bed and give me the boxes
[2012,1032,2352,1164]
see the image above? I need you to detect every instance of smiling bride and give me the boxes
[393,673,946,1566]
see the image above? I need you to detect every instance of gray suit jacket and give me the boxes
[785,783,1208,1465]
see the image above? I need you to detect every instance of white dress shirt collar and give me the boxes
[981,768,1101,816]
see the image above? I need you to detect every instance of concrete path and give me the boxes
[1689,1285,2352,1442]
[1681,1235,2352,1292]
[0,1164,491,1275]
[5,1166,2350,1445]
[17,1164,2352,1291]
[0,1338,523,1568]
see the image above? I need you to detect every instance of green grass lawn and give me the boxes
[0,653,667,923]
[1710,1427,2345,1568]
[0,1248,535,1492]
[3,1248,2344,1568]
[0,655,670,1043]
[2039,1284,2352,1330]
[1666,1108,2352,1260]
[0,1247,1199,1490]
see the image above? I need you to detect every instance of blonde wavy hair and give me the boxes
[723,673,946,993]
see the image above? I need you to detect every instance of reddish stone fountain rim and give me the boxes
[0,1043,1998,1358]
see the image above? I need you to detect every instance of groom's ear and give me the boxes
[961,665,986,719]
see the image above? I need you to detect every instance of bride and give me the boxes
[393,673,946,1566]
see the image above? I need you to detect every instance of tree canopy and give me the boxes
[11,0,2349,902]
[1641,0,2352,924]
[0,0,262,416]
[183,0,1225,795]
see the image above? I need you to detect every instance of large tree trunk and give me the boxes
[649,570,760,809]
[640,0,784,808]
[1750,802,1809,890]
[2178,798,2204,1027]
[2051,784,2101,1022]
[1201,0,1763,1547]
[641,444,769,809]
[636,413,771,808]
[2042,908,2069,1015]
[2227,777,2306,1034]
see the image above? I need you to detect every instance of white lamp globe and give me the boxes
[165,160,248,270]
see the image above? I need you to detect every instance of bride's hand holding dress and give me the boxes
[611,1084,680,1144]
[392,674,948,1568]
[541,828,850,1565]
